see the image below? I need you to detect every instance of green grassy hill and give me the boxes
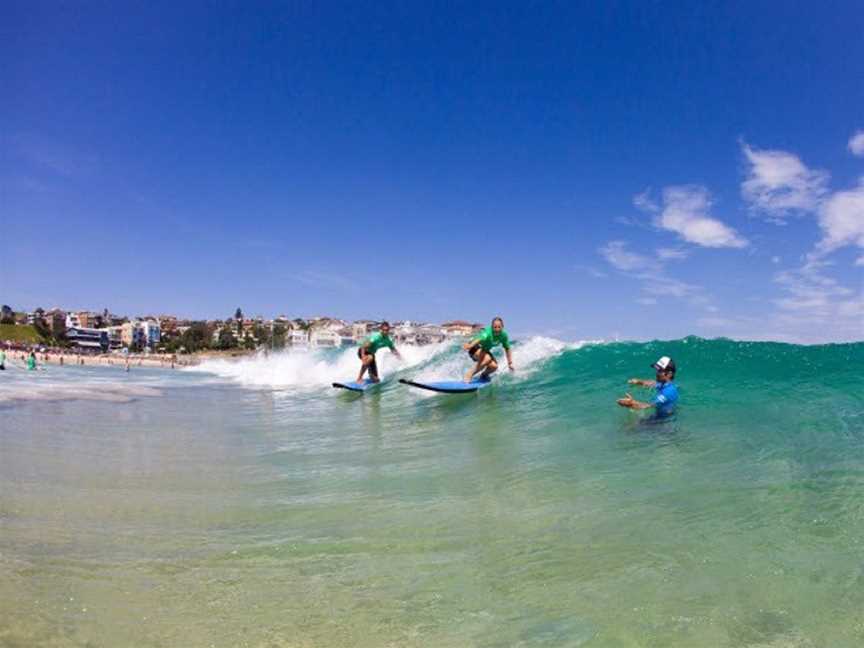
[0,323,45,344]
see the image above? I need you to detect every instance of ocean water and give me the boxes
[1,337,863,647]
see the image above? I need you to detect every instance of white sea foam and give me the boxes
[408,336,597,385]
[187,341,452,390]
[189,337,599,392]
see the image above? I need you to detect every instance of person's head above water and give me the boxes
[379,321,391,335]
[491,317,504,335]
[651,356,676,382]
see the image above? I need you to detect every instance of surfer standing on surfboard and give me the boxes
[463,317,514,383]
[356,321,401,384]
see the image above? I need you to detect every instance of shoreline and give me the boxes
[2,348,257,369]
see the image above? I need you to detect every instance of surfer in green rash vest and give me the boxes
[356,321,401,384]
[463,316,514,383]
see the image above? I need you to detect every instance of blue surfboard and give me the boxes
[399,375,492,394]
[332,379,379,393]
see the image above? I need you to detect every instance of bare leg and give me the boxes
[465,350,492,382]
[356,353,373,383]
[480,357,499,379]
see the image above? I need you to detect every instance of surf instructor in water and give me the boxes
[464,317,514,383]
[356,321,401,384]
[617,355,679,416]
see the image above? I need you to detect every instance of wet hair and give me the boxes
[491,317,504,326]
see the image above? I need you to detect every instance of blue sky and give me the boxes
[2,1,862,343]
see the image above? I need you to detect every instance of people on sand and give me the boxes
[463,317,514,383]
[617,355,679,417]
[356,321,401,383]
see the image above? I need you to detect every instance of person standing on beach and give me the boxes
[463,317,514,382]
[617,355,679,417]
[356,321,401,383]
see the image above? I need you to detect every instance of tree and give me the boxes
[234,307,243,335]
[216,327,238,350]
[271,323,287,349]
[181,321,212,352]
[0,305,14,325]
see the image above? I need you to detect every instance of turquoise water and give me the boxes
[1,337,863,647]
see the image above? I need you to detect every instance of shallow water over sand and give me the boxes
[2,339,863,647]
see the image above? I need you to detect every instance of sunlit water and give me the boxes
[2,338,863,647]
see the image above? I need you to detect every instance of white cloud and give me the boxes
[849,131,864,157]
[656,247,689,261]
[641,274,697,298]
[815,178,864,255]
[633,189,659,213]
[741,144,831,222]
[769,260,863,341]
[598,241,652,272]
[771,256,781,264]
[741,142,829,219]
[657,185,748,248]
[636,297,657,306]
[598,240,704,303]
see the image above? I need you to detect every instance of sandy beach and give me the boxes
[2,348,255,369]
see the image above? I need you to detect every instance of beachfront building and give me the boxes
[393,321,418,345]
[352,321,376,342]
[289,329,309,347]
[66,327,109,352]
[441,321,480,337]
[337,327,355,347]
[416,324,446,345]
[44,308,67,336]
[27,308,46,327]
[105,326,124,350]
[309,328,341,348]
[121,322,146,350]
[158,315,178,332]
[142,320,161,349]
[66,311,101,329]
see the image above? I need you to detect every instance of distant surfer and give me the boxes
[356,321,401,384]
[617,355,678,417]
[463,317,514,383]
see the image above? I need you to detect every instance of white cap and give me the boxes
[651,356,675,371]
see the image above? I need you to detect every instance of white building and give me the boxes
[289,329,309,346]
[142,320,161,349]
[309,329,341,348]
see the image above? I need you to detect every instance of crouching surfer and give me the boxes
[356,321,401,384]
[463,317,514,383]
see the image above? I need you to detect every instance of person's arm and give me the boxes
[390,342,401,359]
[627,378,656,387]
[505,346,514,371]
[616,392,653,410]
[462,336,481,350]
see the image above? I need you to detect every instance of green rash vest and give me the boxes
[362,332,395,354]
[27,355,36,370]
[474,326,510,352]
